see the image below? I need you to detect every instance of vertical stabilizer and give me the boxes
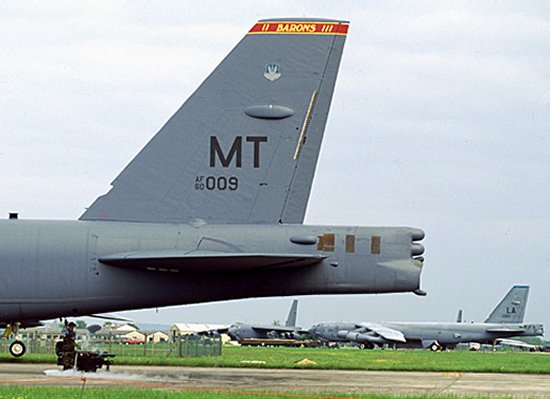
[456,309,463,323]
[484,285,530,324]
[285,299,298,327]
[80,18,348,224]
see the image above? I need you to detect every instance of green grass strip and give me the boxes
[2,346,549,374]
[0,386,516,399]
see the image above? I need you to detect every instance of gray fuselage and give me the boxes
[310,321,544,348]
[0,220,424,324]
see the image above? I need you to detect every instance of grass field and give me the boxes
[1,346,549,374]
[0,386,516,399]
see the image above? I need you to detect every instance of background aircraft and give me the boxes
[0,18,426,357]
[493,338,543,352]
[219,299,306,344]
[309,285,543,350]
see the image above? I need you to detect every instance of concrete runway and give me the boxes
[1,363,550,397]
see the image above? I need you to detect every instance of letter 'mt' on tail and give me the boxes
[80,18,349,224]
[484,285,530,324]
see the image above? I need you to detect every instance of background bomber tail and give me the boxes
[81,18,349,225]
[285,299,299,327]
[484,285,530,324]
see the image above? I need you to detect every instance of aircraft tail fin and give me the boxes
[285,299,298,327]
[80,18,349,224]
[456,309,463,323]
[484,285,530,324]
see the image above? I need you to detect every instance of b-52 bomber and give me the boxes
[309,285,544,350]
[221,299,306,344]
[0,18,426,357]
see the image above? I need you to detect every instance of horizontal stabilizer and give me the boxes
[99,251,325,273]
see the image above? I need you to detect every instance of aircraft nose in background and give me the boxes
[227,326,240,341]
[308,325,319,335]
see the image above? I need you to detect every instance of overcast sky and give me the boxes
[1,2,549,337]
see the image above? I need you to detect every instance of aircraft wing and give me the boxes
[496,338,538,349]
[248,325,306,333]
[88,313,133,322]
[358,322,406,342]
[197,325,231,335]
[99,251,325,273]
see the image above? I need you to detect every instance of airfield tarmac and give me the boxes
[1,363,550,397]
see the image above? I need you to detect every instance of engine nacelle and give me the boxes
[340,331,386,344]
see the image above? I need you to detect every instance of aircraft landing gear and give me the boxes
[9,340,26,357]
[3,323,26,357]
[429,342,442,351]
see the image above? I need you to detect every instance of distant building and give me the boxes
[170,323,230,342]
[145,331,170,343]
[23,322,89,342]
[94,323,138,341]
[112,324,138,334]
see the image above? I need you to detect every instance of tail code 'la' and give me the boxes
[80,18,349,224]
[484,285,530,324]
